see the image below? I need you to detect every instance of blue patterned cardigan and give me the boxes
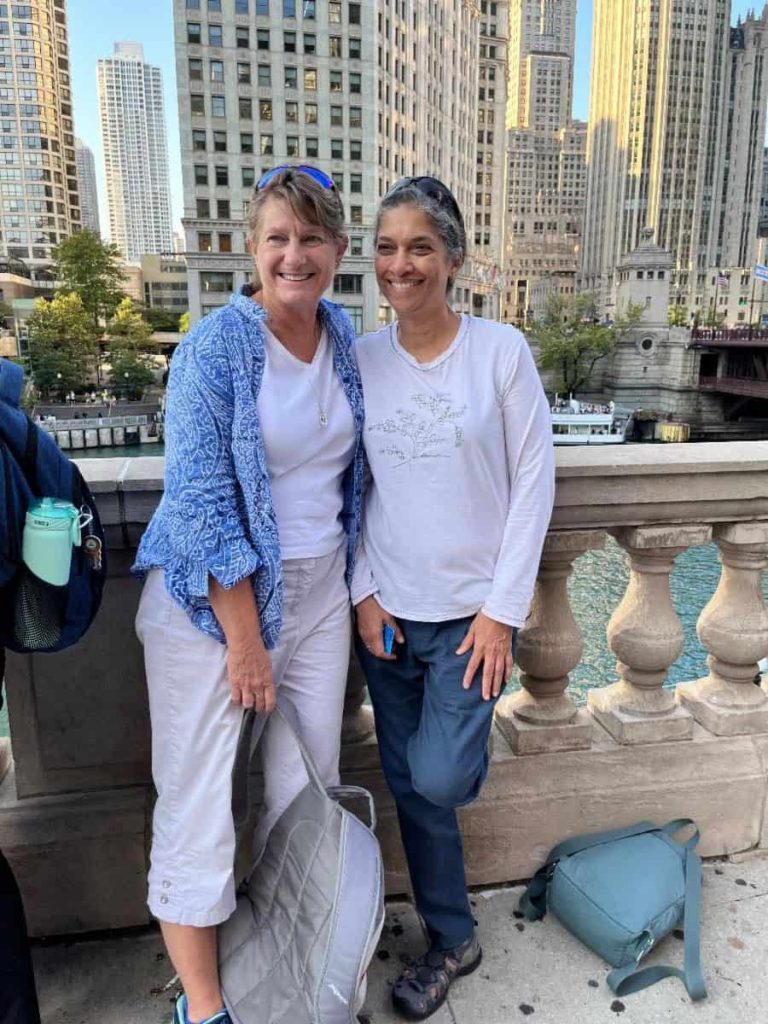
[132,290,365,648]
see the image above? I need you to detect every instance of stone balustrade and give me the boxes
[2,442,768,935]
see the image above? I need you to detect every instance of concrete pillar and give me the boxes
[588,524,711,744]
[495,530,603,754]
[678,522,768,735]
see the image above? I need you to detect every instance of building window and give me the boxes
[284,31,296,52]
[208,24,223,46]
[190,94,205,115]
[240,132,254,153]
[332,172,344,190]
[242,166,255,187]
[256,0,268,10]
[198,231,212,251]
[329,35,341,57]
[200,271,234,293]
[306,136,318,157]
[349,106,362,128]
[330,105,342,126]
[331,138,343,159]
[211,95,225,117]
[192,129,206,151]
[188,58,203,81]
[218,232,232,253]
[187,22,201,43]
[260,134,273,155]
[304,68,317,90]
[330,70,342,91]
[283,0,295,13]
[213,130,227,151]
[350,236,363,256]
[286,135,299,157]
[194,164,208,185]
[303,32,316,52]
[329,1,340,22]
[210,59,224,82]
[349,140,362,160]
[349,72,361,93]
[257,64,271,86]
[350,172,362,193]
[215,166,228,186]
[349,205,362,224]
[196,198,210,218]
[236,0,249,10]
[334,273,363,294]
[237,62,251,84]
[344,306,363,332]
[285,66,298,88]
[216,199,230,219]
[256,28,269,49]
[240,96,254,118]
[208,0,221,10]
[186,0,200,7]
[348,2,360,24]
[305,102,317,124]
[304,0,316,17]
[258,99,271,120]
[349,36,361,59]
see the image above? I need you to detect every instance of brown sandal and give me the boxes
[391,934,482,1021]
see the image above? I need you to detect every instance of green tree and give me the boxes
[668,305,689,327]
[144,307,183,332]
[179,310,191,334]
[53,231,126,330]
[529,293,646,395]
[26,292,97,398]
[106,298,155,400]
[0,299,13,326]
[702,306,726,329]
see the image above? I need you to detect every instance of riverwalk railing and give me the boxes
[2,441,768,935]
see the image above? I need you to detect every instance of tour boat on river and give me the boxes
[551,398,630,445]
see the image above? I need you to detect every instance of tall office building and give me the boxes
[75,138,100,236]
[97,43,173,262]
[0,0,81,284]
[503,0,583,322]
[173,0,508,328]
[581,1,768,315]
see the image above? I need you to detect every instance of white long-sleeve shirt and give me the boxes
[351,314,555,627]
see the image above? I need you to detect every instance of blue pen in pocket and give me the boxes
[383,623,395,655]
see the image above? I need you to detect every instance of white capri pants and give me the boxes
[135,543,351,927]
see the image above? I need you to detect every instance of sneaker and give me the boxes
[173,993,232,1024]
[391,933,482,1021]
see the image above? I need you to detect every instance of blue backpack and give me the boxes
[0,358,106,653]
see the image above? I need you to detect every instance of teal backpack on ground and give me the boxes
[519,818,706,1001]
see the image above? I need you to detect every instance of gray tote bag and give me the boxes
[219,708,385,1024]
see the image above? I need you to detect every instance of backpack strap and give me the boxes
[519,821,658,922]
[606,848,706,1001]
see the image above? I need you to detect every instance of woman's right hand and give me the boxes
[227,637,276,713]
[355,596,404,660]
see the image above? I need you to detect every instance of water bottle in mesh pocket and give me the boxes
[12,566,67,651]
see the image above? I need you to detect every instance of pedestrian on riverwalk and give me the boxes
[132,166,365,1024]
[352,177,555,1021]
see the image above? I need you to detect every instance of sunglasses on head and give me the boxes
[384,176,464,225]
[257,165,337,191]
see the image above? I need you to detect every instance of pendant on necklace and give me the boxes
[319,410,328,426]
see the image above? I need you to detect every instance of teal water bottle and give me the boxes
[21,498,81,586]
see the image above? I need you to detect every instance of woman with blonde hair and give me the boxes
[133,166,365,1024]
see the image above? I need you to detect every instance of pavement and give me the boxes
[33,854,768,1024]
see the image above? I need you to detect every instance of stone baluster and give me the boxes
[588,524,711,744]
[341,642,375,745]
[495,530,604,754]
[677,523,768,735]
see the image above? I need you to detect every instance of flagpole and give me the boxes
[749,273,757,339]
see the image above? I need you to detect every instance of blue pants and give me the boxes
[357,615,514,950]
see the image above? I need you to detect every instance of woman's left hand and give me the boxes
[456,611,514,701]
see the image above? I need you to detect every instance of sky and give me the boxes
[67,0,760,237]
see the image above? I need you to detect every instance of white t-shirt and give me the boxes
[351,314,555,626]
[258,326,356,559]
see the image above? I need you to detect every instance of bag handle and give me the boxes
[327,784,377,832]
[607,848,706,1001]
[661,818,700,850]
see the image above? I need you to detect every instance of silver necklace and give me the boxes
[307,327,329,427]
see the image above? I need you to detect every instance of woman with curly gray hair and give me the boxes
[352,177,555,1021]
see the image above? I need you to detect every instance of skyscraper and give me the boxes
[97,43,173,262]
[173,0,508,328]
[0,0,81,284]
[75,138,101,236]
[503,0,584,322]
[581,1,768,314]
